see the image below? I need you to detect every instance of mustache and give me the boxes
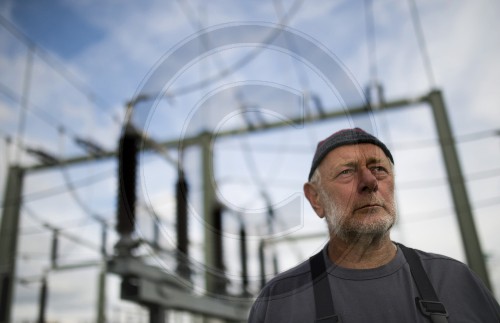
[353,197,386,211]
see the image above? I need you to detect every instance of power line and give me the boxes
[272,0,322,146]
[17,167,115,203]
[399,195,500,224]
[14,44,34,164]
[1,126,496,206]
[474,196,500,209]
[272,0,311,92]
[0,81,111,145]
[0,15,120,170]
[0,82,62,135]
[0,79,115,171]
[363,0,379,89]
[408,0,437,88]
[174,0,301,214]
[20,217,109,236]
[0,14,120,125]
[391,128,500,151]
[218,165,500,192]
[398,167,500,190]
[215,127,500,153]
[22,206,102,253]
[163,0,305,98]
[454,129,500,143]
[1,142,165,207]
[58,131,108,225]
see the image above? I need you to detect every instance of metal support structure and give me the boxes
[201,132,218,294]
[426,90,491,289]
[0,166,109,322]
[96,262,107,323]
[0,166,24,323]
[37,276,47,323]
[149,305,166,323]
[3,89,492,321]
[108,257,250,322]
[97,221,108,323]
[25,94,430,174]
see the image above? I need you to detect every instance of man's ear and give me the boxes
[303,182,325,218]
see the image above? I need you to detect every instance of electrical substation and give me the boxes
[1,2,499,323]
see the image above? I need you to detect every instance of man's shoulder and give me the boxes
[410,247,466,268]
[406,246,500,319]
[406,246,480,281]
[258,256,314,299]
[249,257,317,322]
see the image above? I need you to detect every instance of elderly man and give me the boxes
[248,128,500,322]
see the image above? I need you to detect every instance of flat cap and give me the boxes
[308,128,394,180]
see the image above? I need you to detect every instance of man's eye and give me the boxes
[339,169,353,176]
[371,166,387,174]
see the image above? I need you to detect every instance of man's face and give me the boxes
[308,144,397,241]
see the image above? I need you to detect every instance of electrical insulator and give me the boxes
[259,240,266,289]
[176,170,191,280]
[239,222,249,295]
[51,230,58,269]
[213,203,227,294]
[116,125,139,236]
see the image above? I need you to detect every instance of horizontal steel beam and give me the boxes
[108,257,251,321]
[24,92,430,173]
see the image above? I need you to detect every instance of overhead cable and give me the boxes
[14,45,34,164]
[0,66,114,170]
[0,15,119,124]
[408,0,437,88]
[23,206,101,253]
[165,0,304,98]
[363,0,379,92]
[58,130,108,225]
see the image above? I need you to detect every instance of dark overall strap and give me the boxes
[399,243,449,323]
[309,250,339,322]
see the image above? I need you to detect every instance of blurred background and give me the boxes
[1,0,499,322]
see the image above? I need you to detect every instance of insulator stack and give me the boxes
[176,170,191,280]
[117,125,139,237]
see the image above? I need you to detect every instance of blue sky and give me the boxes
[10,0,105,58]
[1,0,500,321]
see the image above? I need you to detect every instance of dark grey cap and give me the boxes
[308,128,394,180]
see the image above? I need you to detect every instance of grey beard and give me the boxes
[319,189,398,243]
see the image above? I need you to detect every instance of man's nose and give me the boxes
[358,168,378,193]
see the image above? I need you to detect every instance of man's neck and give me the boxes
[327,234,396,269]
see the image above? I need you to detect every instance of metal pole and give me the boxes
[201,132,217,294]
[0,166,24,323]
[25,95,431,173]
[149,305,166,323]
[96,262,107,323]
[427,90,491,289]
[37,276,47,323]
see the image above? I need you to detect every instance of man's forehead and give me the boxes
[324,144,390,164]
